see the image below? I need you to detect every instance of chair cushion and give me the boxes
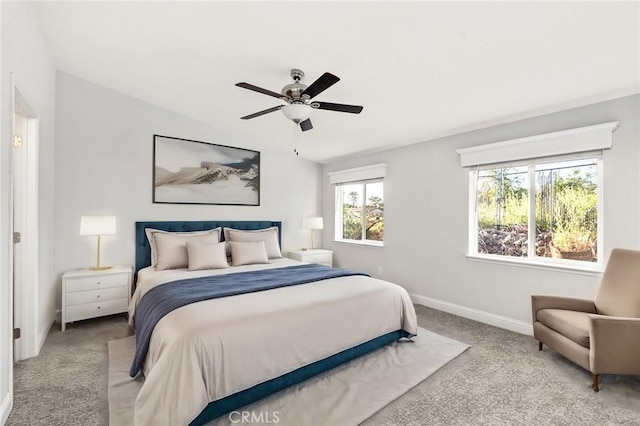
[537,309,590,348]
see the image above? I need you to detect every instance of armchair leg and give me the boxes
[538,341,543,351]
[592,374,599,392]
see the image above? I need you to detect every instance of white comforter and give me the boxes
[129,258,417,425]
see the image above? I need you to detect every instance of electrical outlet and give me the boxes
[377,266,384,276]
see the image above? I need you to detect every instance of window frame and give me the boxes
[467,153,604,273]
[334,178,384,247]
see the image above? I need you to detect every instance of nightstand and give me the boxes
[61,265,132,331]
[287,249,333,267]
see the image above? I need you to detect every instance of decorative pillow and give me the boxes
[224,227,282,259]
[155,232,221,270]
[145,228,221,267]
[229,241,270,267]
[186,242,229,271]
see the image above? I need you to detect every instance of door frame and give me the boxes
[11,75,39,361]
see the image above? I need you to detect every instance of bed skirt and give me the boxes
[190,329,409,425]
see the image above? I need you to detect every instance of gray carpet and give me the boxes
[108,328,469,426]
[7,315,132,426]
[7,305,640,425]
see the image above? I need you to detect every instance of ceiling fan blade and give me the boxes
[240,105,284,120]
[312,101,363,114]
[236,82,283,99]
[299,118,313,131]
[301,72,340,99]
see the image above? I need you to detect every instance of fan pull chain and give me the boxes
[293,122,300,156]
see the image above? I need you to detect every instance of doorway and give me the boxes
[12,85,39,362]
[12,111,26,361]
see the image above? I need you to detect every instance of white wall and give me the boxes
[323,95,640,332]
[54,72,322,300]
[0,1,57,421]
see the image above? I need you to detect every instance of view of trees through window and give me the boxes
[340,181,384,242]
[476,158,598,262]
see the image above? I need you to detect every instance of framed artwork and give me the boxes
[153,135,260,205]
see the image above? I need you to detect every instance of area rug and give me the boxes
[108,327,469,426]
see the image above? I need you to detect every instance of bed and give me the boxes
[130,220,417,425]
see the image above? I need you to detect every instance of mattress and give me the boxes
[129,258,417,425]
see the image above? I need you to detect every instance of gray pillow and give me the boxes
[224,227,282,259]
[145,227,221,266]
[229,241,270,267]
[155,232,221,270]
[186,242,229,271]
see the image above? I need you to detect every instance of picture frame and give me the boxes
[153,135,260,206]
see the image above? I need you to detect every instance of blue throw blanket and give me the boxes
[130,264,368,377]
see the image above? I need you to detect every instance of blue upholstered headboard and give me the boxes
[134,221,282,276]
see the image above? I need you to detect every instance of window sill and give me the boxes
[333,239,384,248]
[465,254,603,276]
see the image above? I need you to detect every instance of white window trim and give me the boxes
[333,177,384,247]
[464,254,603,276]
[456,121,618,167]
[459,122,617,273]
[333,238,384,248]
[328,163,387,184]
[467,155,604,273]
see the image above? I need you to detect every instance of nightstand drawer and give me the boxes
[65,298,128,322]
[66,286,129,306]
[301,253,332,264]
[65,273,128,292]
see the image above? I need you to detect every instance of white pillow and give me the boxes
[229,241,270,267]
[224,227,282,259]
[186,242,229,271]
[155,232,221,270]
[145,228,221,267]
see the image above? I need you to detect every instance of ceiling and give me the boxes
[35,1,639,163]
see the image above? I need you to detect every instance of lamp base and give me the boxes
[90,266,112,271]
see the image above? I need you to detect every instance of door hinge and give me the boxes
[13,328,21,339]
[13,232,21,244]
[12,135,22,148]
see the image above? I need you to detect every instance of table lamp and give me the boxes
[303,217,324,250]
[80,215,116,270]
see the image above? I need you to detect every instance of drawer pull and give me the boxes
[97,306,101,310]
[97,282,101,285]
[96,295,101,298]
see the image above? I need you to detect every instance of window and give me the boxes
[457,122,617,271]
[335,180,384,244]
[473,156,601,266]
[328,163,387,246]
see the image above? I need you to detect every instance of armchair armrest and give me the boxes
[531,295,596,324]
[589,315,640,375]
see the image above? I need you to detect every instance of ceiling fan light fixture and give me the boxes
[281,103,312,123]
[236,69,363,131]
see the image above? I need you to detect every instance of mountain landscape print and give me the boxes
[153,135,260,205]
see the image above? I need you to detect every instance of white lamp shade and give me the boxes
[79,216,116,236]
[282,104,312,122]
[303,217,324,230]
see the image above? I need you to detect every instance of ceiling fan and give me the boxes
[236,69,363,131]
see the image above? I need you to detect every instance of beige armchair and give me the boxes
[531,248,640,391]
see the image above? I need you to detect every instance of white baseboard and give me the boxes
[410,293,533,336]
[0,392,13,424]
[35,320,55,358]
